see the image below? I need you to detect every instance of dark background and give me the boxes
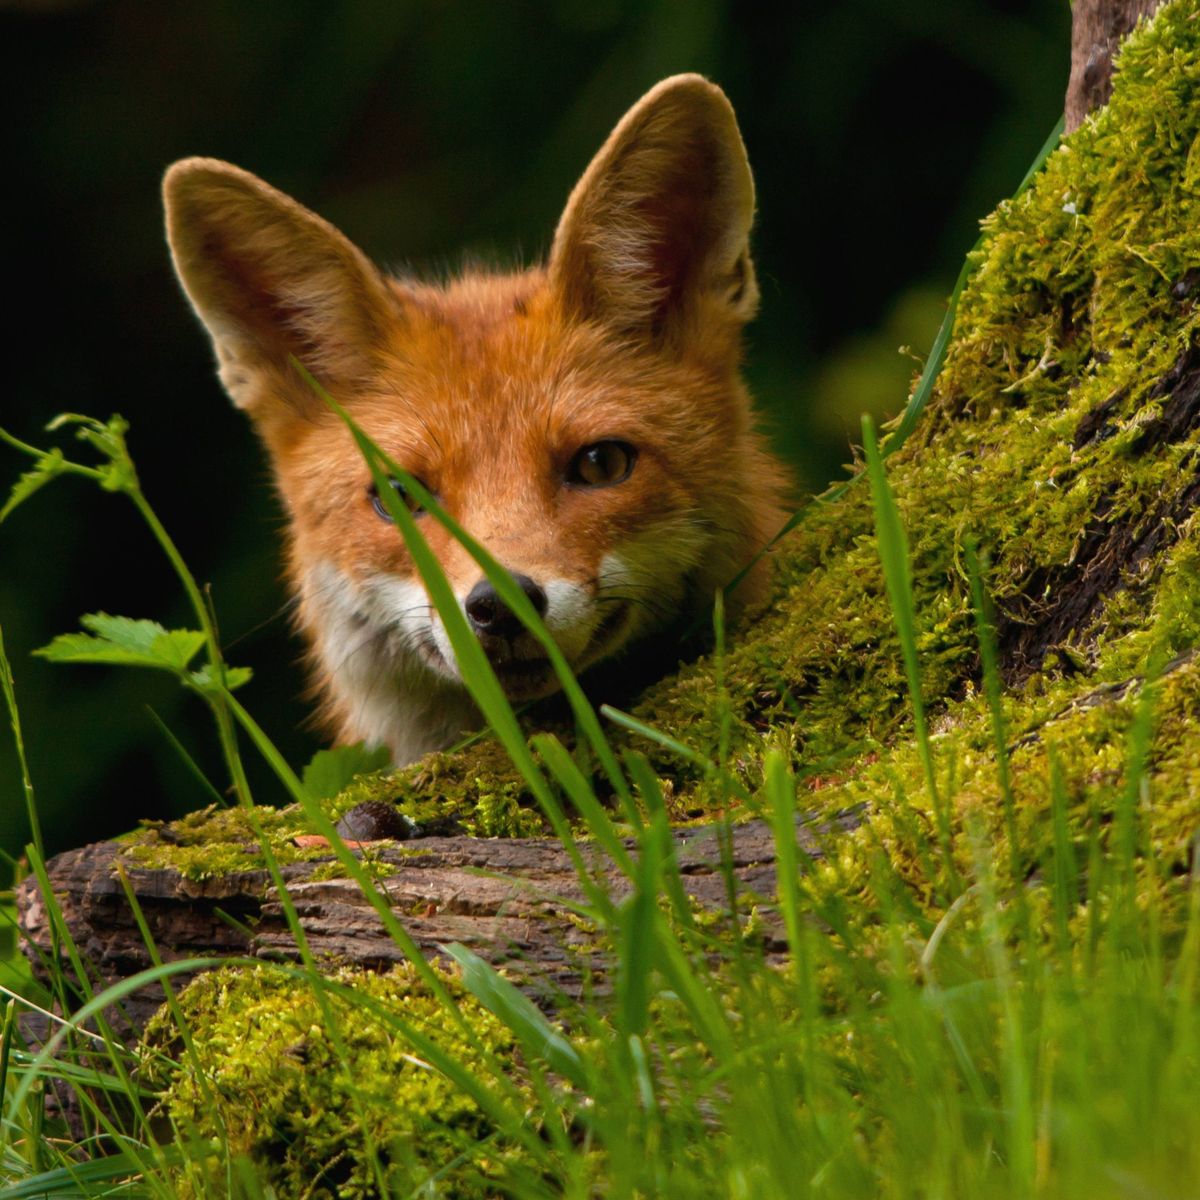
[0,0,1070,876]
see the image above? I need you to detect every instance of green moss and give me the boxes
[142,962,533,1198]
[794,646,1200,948]
[342,745,545,838]
[125,803,331,880]
[122,743,542,880]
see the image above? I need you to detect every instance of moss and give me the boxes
[142,962,533,1198]
[794,647,1200,951]
[343,744,545,838]
[122,742,542,879]
[124,803,331,880]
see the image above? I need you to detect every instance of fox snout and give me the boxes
[423,567,626,702]
[458,573,558,700]
[463,574,547,640]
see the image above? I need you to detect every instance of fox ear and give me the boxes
[163,158,400,415]
[549,74,758,338]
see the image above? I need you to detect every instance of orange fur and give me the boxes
[164,74,791,764]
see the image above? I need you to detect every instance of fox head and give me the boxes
[164,74,789,764]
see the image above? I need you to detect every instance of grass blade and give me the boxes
[5,957,223,1121]
[146,705,229,809]
[0,624,43,865]
[0,1144,191,1198]
[765,751,806,985]
[616,808,670,1039]
[861,415,959,894]
[443,943,585,1088]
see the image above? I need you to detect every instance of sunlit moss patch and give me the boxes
[142,962,533,1198]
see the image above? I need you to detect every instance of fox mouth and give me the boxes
[418,601,632,697]
[491,656,557,699]
[491,600,632,696]
[577,599,633,670]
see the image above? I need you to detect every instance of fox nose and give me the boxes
[464,574,547,639]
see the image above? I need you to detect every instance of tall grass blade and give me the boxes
[0,625,43,866]
[1169,834,1200,1075]
[963,539,1018,869]
[622,750,696,934]
[114,864,221,1118]
[968,813,1034,1193]
[861,415,959,893]
[0,997,15,1101]
[1117,658,1160,880]
[1048,750,1078,959]
[765,752,804,976]
[145,705,229,809]
[532,732,633,883]
[616,807,670,1039]
[1,1145,190,1198]
[5,957,222,1120]
[599,704,750,805]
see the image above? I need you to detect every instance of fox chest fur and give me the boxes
[164,74,789,765]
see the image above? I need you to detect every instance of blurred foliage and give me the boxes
[0,0,1069,871]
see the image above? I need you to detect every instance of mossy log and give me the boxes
[17,811,861,1035]
[16,0,1200,1063]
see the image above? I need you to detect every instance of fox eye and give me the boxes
[567,440,637,487]
[368,477,427,520]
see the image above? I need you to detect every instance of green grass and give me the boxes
[0,396,1197,1198]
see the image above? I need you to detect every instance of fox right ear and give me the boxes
[163,158,400,416]
[549,74,759,340]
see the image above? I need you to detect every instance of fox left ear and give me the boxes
[549,74,758,339]
[163,158,401,421]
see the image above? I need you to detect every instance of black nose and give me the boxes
[464,573,547,638]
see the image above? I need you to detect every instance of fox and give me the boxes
[163,74,790,766]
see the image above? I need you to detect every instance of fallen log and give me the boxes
[17,807,862,1036]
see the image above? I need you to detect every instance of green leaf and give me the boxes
[301,741,393,800]
[0,448,66,524]
[189,662,254,692]
[0,1145,192,1199]
[35,613,205,675]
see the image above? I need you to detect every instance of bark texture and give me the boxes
[996,345,1200,682]
[1066,0,1164,130]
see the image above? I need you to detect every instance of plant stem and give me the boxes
[125,485,251,806]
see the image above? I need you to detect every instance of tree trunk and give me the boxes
[1066,0,1163,130]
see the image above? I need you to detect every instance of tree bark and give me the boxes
[1066,0,1164,131]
